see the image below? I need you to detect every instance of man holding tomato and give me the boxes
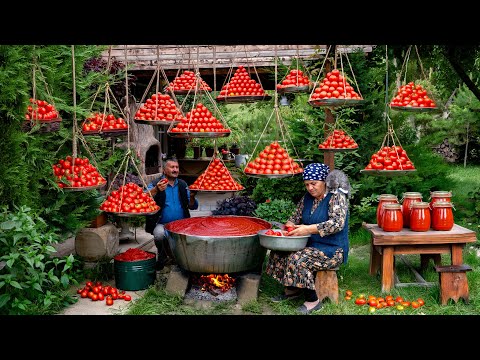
[265,163,350,314]
[145,158,198,270]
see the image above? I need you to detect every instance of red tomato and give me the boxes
[355,298,367,305]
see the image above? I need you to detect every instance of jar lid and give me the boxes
[411,201,430,208]
[383,203,402,210]
[403,192,423,198]
[378,194,398,201]
[432,201,453,207]
[430,191,452,197]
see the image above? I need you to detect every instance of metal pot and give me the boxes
[165,216,271,273]
[257,229,309,252]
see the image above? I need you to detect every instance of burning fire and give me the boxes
[191,273,235,295]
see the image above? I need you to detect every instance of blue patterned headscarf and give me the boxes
[302,163,330,181]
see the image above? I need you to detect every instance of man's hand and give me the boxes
[190,190,197,198]
[156,178,168,192]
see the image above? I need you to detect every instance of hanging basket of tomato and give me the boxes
[318,125,359,152]
[188,156,244,193]
[216,65,272,103]
[165,70,212,95]
[388,46,442,113]
[22,98,62,133]
[309,68,364,108]
[361,121,416,177]
[134,92,185,126]
[244,140,303,179]
[168,102,231,138]
[277,69,312,94]
[100,182,160,216]
[53,155,107,191]
[390,81,440,113]
[82,112,128,137]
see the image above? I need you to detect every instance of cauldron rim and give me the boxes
[164,215,272,237]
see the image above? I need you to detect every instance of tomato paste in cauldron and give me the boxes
[165,216,271,273]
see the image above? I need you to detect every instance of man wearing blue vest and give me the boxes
[145,158,198,270]
[265,163,350,314]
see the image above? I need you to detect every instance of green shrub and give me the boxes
[251,177,305,204]
[253,199,296,224]
[0,205,80,315]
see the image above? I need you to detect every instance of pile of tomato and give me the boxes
[390,81,437,108]
[277,69,311,89]
[25,98,60,121]
[345,290,426,313]
[318,129,358,150]
[82,112,128,133]
[169,102,230,133]
[189,157,244,191]
[114,248,155,262]
[310,69,362,101]
[99,182,160,214]
[165,70,211,92]
[364,145,415,171]
[53,156,106,189]
[217,65,266,98]
[244,141,303,175]
[77,281,131,306]
[134,92,185,122]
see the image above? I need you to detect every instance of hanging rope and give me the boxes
[71,45,78,159]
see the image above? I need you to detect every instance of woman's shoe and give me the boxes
[297,301,323,314]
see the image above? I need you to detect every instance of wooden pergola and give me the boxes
[102,45,375,73]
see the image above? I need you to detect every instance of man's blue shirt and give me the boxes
[147,178,198,224]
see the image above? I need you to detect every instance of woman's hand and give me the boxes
[287,224,316,236]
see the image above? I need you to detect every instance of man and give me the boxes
[145,158,198,270]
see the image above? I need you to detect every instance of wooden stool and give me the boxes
[435,264,472,305]
[314,267,339,304]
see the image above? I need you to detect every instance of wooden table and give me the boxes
[362,223,477,293]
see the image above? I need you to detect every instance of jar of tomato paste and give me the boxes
[429,191,452,208]
[431,201,454,231]
[409,202,431,232]
[401,192,423,228]
[382,203,403,232]
[377,194,398,228]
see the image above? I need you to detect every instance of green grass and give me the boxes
[123,242,480,316]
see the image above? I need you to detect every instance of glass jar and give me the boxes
[409,202,431,232]
[401,192,423,228]
[429,191,452,208]
[377,194,399,228]
[382,203,403,232]
[431,201,454,231]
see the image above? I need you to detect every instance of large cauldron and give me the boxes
[165,216,271,273]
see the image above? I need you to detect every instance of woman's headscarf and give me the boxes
[302,163,330,181]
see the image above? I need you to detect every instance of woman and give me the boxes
[265,163,350,314]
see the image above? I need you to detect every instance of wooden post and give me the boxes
[323,45,336,170]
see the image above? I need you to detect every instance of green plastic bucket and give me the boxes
[114,254,156,291]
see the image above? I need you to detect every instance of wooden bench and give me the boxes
[435,264,472,305]
[314,267,339,304]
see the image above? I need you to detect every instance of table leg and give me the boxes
[451,244,464,265]
[381,246,394,293]
[369,242,381,276]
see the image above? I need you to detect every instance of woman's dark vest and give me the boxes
[144,177,191,234]
[302,192,349,263]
